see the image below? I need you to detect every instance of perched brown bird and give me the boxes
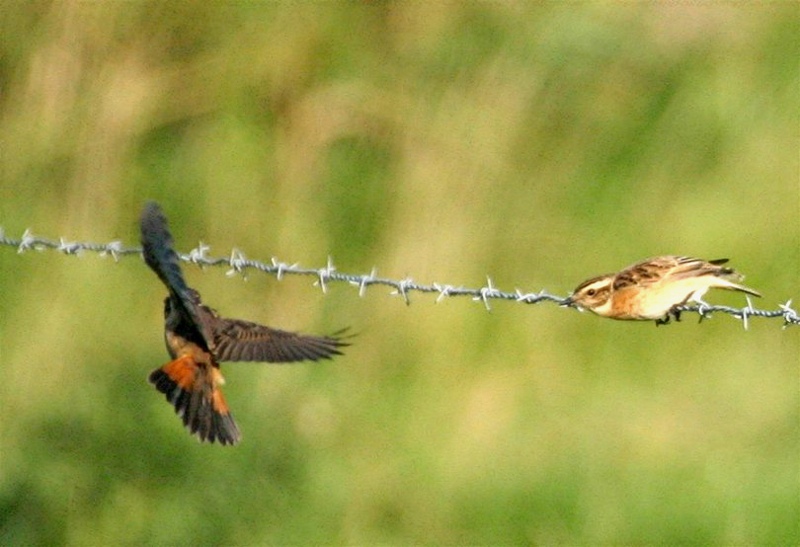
[563,255,761,325]
[140,202,347,445]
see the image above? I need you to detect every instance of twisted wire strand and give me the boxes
[1,228,797,328]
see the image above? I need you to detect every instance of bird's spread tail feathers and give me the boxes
[149,355,241,445]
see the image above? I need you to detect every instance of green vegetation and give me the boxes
[1,3,797,545]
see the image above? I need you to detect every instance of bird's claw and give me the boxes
[655,307,682,327]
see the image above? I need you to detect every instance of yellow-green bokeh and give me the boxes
[1,3,797,545]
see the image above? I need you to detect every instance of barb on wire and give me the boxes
[1,228,797,328]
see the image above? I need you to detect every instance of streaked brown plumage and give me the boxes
[563,255,761,325]
[141,201,347,445]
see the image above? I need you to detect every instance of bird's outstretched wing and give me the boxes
[211,318,348,363]
[140,202,214,346]
[140,202,193,295]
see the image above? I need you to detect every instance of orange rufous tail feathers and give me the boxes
[149,355,241,445]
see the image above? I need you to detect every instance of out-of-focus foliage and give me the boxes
[1,3,797,545]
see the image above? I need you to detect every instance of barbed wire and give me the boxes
[1,227,797,329]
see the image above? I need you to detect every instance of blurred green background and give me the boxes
[1,3,798,545]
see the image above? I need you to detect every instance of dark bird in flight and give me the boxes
[140,201,347,445]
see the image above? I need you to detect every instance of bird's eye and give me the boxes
[587,288,596,296]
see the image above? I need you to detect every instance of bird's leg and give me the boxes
[656,306,684,327]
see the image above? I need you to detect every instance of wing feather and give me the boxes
[140,202,216,349]
[211,318,348,363]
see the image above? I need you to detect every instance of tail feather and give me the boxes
[149,356,241,445]
[720,281,762,298]
[714,270,761,298]
[706,260,762,298]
